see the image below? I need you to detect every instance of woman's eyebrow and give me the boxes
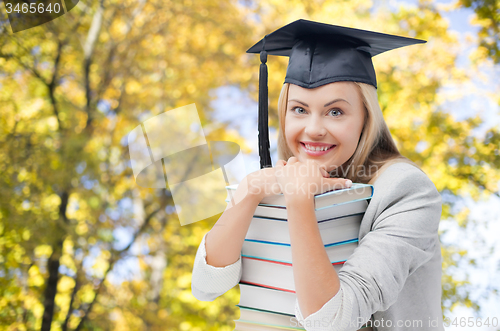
[324,98,351,107]
[288,99,308,107]
[288,98,351,107]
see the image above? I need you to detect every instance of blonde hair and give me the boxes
[277,82,421,184]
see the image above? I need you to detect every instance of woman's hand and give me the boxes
[274,156,352,202]
[240,165,287,201]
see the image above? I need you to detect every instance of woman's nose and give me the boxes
[304,116,327,137]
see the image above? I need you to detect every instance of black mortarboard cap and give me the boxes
[247,19,426,168]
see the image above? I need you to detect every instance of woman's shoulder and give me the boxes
[370,161,439,200]
[365,161,442,230]
[372,161,427,184]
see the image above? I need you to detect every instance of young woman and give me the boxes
[191,20,444,331]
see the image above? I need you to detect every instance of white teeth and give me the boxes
[304,144,332,151]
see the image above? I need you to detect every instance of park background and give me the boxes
[0,0,499,330]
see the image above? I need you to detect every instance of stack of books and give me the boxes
[225,183,374,330]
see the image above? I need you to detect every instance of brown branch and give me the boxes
[6,35,48,83]
[468,175,500,199]
[4,33,65,130]
[47,39,65,131]
[450,169,500,202]
[61,277,79,331]
[61,259,83,331]
[0,51,47,85]
[3,29,66,132]
[83,0,105,130]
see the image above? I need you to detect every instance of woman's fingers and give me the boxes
[287,156,299,164]
[309,160,328,177]
[276,159,285,167]
[333,178,353,189]
[321,177,353,193]
[320,167,329,178]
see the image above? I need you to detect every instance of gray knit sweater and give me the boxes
[191,162,445,331]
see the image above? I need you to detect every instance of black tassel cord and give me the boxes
[258,38,272,169]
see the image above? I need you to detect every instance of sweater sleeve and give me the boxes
[292,164,442,331]
[191,232,242,301]
[294,286,346,330]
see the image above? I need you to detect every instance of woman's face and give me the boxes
[284,82,365,173]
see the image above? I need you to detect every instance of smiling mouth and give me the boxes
[300,142,336,152]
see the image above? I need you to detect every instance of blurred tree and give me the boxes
[458,0,500,63]
[0,0,499,330]
[0,0,253,329]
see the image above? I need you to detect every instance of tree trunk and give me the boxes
[40,243,62,331]
[41,191,69,331]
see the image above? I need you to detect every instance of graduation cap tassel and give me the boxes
[258,38,272,169]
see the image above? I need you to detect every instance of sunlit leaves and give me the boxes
[458,0,500,63]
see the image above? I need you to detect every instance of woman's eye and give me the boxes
[291,107,306,114]
[329,109,343,117]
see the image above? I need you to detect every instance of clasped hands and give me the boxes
[245,156,353,202]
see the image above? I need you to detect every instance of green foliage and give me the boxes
[459,0,500,63]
